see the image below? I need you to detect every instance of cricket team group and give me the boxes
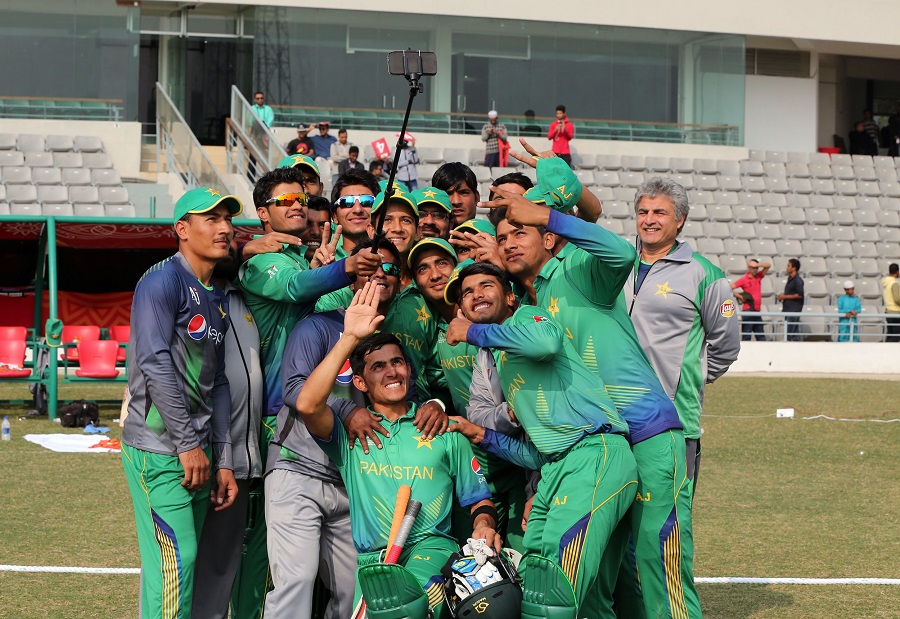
[120,139,741,619]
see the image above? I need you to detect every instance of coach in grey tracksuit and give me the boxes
[623,177,741,486]
[194,280,264,618]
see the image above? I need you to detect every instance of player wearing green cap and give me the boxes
[295,282,500,618]
[450,218,496,263]
[484,177,698,619]
[413,186,453,240]
[277,154,324,197]
[409,241,529,553]
[122,186,241,619]
[445,262,637,617]
[370,183,419,288]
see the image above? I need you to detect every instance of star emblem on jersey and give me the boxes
[656,282,673,298]
[498,351,507,366]
[415,305,431,325]
[413,434,433,450]
[422,189,437,199]
[547,297,560,318]
[218,304,226,319]
[205,188,221,198]
[244,313,254,325]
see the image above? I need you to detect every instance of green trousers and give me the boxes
[627,430,701,619]
[122,444,211,619]
[523,433,638,616]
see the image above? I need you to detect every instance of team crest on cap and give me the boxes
[336,359,354,386]
[188,314,207,340]
[720,300,735,318]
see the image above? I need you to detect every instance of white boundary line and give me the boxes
[1,565,898,584]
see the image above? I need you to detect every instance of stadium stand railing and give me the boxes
[271,105,739,146]
[0,96,124,122]
[155,82,229,194]
[226,85,287,186]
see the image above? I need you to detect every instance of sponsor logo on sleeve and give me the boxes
[533,315,549,323]
[720,300,736,318]
[188,314,208,340]
[471,456,483,477]
[336,359,354,386]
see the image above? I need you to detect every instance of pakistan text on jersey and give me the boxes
[391,331,425,352]
[358,461,434,480]
[440,354,475,370]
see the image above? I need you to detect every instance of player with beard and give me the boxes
[413,186,453,240]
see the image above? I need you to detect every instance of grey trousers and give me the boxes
[192,478,252,619]
[264,470,357,619]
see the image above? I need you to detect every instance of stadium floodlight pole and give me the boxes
[371,50,437,252]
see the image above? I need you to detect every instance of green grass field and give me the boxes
[0,377,898,618]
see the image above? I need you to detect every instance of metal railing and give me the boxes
[226,85,287,185]
[741,310,896,342]
[271,105,740,146]
[155,82,229,193]
[0,96,123,121]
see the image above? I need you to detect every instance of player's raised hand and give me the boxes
[509,137,557,169]
[446,415,485,445]
[446,310,473,346]
[448,230,503,268]
[311,223,340,268]
[346,247,382,280]
[478,185,551,228]
[343,280,384,340]
[343,406,389,453]
[241,231,302,260]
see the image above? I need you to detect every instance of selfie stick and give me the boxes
[372,51,433,252]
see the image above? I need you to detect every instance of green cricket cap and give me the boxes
[444,258,476,305]
[373,184,418,216]
[378,179,411,194]
[455,218,495,237]
[408,237,458,271]
[277,154,321,178]
[412,187,452,213]
[531,157,582,213]
[173,187,242,224]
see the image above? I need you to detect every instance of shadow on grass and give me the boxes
[699,584,794,619]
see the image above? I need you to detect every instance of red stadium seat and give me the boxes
[74,340,120,379]
[62,325,101,363]
[108,325,130,363]
[0,339,32,378]
[0,326,27,341]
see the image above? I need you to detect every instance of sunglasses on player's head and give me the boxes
[266,192,307,207]
[333,195,376,209]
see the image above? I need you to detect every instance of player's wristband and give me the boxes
[470,505,499,529]
[424,398,446,412]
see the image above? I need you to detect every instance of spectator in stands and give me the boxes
[777,258,804,341]
[731,258,771,341]
[330,129,353,166]
[286,124,313,156]
[481,110,507,167]
[394,136,420,190]
[521,109,542,137]
[369,159,387,181]
[837,281,861,343]
[883,263,900,342]
[547,105,575,167]
[862,109,880,147]
[849,121,878,156]
[301,196,332,263]
[624,176,740,494]
[432,162,479,227]
[338,146,364,176]
[252,91,274,128]
[309,121,337,159]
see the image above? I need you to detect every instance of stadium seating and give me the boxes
[0,132,135,217]
[109,325,130,363]
[61,325,101,363]
[74,340,120,379]
[0,339,31,378]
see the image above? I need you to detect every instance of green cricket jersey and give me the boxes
[314,403,491,554]
[468,306,628,469]
[534,211,683,444]
[384,284,447,403]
